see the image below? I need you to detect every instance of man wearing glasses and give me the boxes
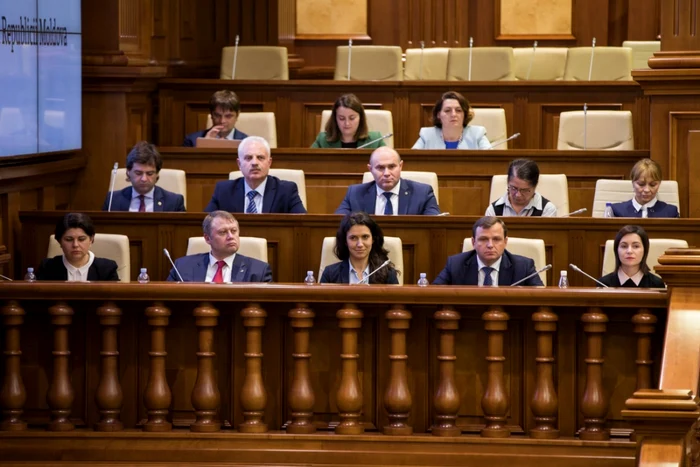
[485,159,557,217]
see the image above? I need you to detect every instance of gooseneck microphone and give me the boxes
[526,40,538,80]
[588,37,596,81]
[583,103,588,150]
[163,248,184,282]
[468,36,474,81]
[489,133,520,149]
[357,133,393,149]
[231,34,240,79]
[569,264,609,288]
[510,264,552,287]
[107,162,118,212]
[0,273,13,281]
[560,208,587,218]
[419,40,425,80]
[358,259,391,285]
[347,38,353,81]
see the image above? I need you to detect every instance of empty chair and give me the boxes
[48,233,131,282]
[207,112,278,148]
[470,108,507,147]
[513,47,568,80]
[112,168,187,209]
[490,174,569,215]
[622,41,660,69]
[320,109,394,147]
[592,179,680,218]
[318,236,404,285]
[334,46,403,81]
[404,47,449,80]
[229,168,307,209]
[557,110,634,150]
[220,46,289,80]
[602,238,688,276]
[462,236,547,285]
[447,47,515,81]
[563,47,633,81]
[186,236,268,263]
[362,170,440,204]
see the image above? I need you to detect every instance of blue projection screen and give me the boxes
[0,0,81,157]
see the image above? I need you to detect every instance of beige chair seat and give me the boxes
[334,46,403,81]
[320,110,394,148]
[490,174,569,216]
[592,179,680,217]
[207,112,278,148]
[602,238,688,276]
[362,171,440,204]
[186,236,268,263]
[319,236,404,284]
[112,168,187,209]
[462,236,547,285]
[404,48,449,80]
[220,46,289,80]
[47,234,131,283]
[564,47,633,81]
[470,109,507,147]
[622,41,660,70]
[513,47,568,80]
[557,110,634,150]
[229,168,307,209]
[447,47,515,81]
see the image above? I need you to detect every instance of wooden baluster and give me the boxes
[335,304,364,435]
[383,305,412,435]
[95,302,123,431]
[143,303,172,432]
[239,303,268,433]
[481,305,510,438]
[287,303,315,434]
[432,307,461,437]
[191,302,220,432]
[632,308,657,391]
[580,307,609,440]
[530,306,559,439]
[0,301,27,431]
[47,303,75,431]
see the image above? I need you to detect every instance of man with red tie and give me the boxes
[166,210,272,282]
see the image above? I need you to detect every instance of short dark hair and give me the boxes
[613,225,651,274]
[432,91,473,128]
[507,159,540,187]
[55,213,95,242]
[126,141,162,174]
[203,211,238,237]
[472,216,508,238]
[334,212,396,284]
[324,93,369,143]
[209,90,241,114]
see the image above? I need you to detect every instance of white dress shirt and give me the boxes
[62,251,95,282]
[617,268,643,286]
[129,187,155,212]
[476,255,503,286]
[349,260,370,284]
[632,197,658,218]
[485,192,558,217]
[244,178,267,214]
[374,183,401,216]
[205,253,236,283]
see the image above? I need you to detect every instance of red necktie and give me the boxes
[212,260,226,283]
[138,195,146,212]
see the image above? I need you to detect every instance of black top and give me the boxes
[341,141,358,148]
[598,271,666,288]
[36,255,120,281]
[320,261,399,284]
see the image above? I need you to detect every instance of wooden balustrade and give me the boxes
[432,307,461,437]
[580,307,610,441]
[383,305,412,435]
[143,303,172,432]
[47,303,74,431]
[239,303,268,433]
[0,301,26,431]
[530,307,559,439]
[191,302,220,432]
[287,303,315,434]
[335,304,364,435]
[95,302,123,431]
[481,306,510,438]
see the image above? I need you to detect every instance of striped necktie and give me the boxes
[246,191,258,214]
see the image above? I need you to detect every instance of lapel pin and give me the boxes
[158,201,162,206]
[404,191,408,195]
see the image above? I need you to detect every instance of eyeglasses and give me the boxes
[508,185,533,195]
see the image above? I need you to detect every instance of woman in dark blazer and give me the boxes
[598,225,665,288]
[610,158,679,218]
[320,212,398,284]
[311,94,385,149]
[37,213,119,282]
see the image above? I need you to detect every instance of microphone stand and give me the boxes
[357,260,391,285]
[570,264,609,288]
[347,38,353,81]
[357,133,393,149]
[468,37,473,81]
[107,162,118,212]
[489,133,520,149]
[510,264,551,287]
[526,40,537,80]
[588,37,596,81]
[231,34,240,79]
[419,41,425,80]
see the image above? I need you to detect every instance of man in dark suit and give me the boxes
[167,211,272,282]
[433,217,543,286]
[102,141,186,212]
[183,90,248,147]
[335,147,440,215]
[204,136,306,213]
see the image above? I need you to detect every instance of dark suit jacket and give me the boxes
[101,186,186,212]
[204,175,306,213]
[319,260,399,284]
[598,271,666,288]
[36,255,120,281]
[610,200,679,218]
[335,179,440,216]
[183,128,248,147]
[433,250,543,286]
[166,252,272,282]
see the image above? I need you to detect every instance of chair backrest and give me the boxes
[47,233,131,282]
[470,108,507,146]
[622,41,660,69]
[447,47,515,81]
[557,110,634,150]
[462,236,547,285]
[229,168,307,209]
[319,236,404,284]
[334,46,403,81]
[207,112,278,148]
[563,47,633,81]
[186,236,268,263]
[361,171,440,204]
[320,109,394,148]
[513,47,568,80]
[592,179,680,217]
[490,174,569,215]
[602,238,688,276]
[404,48,449,80]
[112,168,187,209]
[220,46,289,80]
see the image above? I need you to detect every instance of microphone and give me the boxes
[468,36,474,81]
[0,273,13,281]
[569,263,609,288]
[357,133,393,149]
[347,38,353,81]
[437,212,450,216]
[510,264,551,287]
[526,40,538,80]
[583,103,588,150]
[419,40,425,80]
[163,248,184,282]
[231,34,240,79]
[107,162,118,212]
[358,259,391,285]
[489,132,520,149]
[588,37,596,81]
[560,208,587,218]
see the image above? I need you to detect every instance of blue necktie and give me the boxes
[482,266,494,286]
[246,191,258,214]
[383,192,393,215]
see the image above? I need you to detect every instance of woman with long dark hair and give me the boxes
[311,94,386,149]
[598,225,665,288]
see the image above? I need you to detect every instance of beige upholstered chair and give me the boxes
[404,47,449,80]
[362,171,440,204]
[47,234,131,283]
[490,174,569,216]
[320,109,394,148]
[220,46,289,80]
[229,168,307,209]
[563,47,633,81]
[513,47,568,80]
[112,168,187,209]
[601,238,688,276]
[557,110,634,150]
[318,236,404,284]
[334,46,403,81]
[447,47,515,81]
[470,108,507,147]
[592,179,680,218]
[622,41,660,69]
[207,112,278,148]
[186,236,268,263]
[462,236,547,285]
